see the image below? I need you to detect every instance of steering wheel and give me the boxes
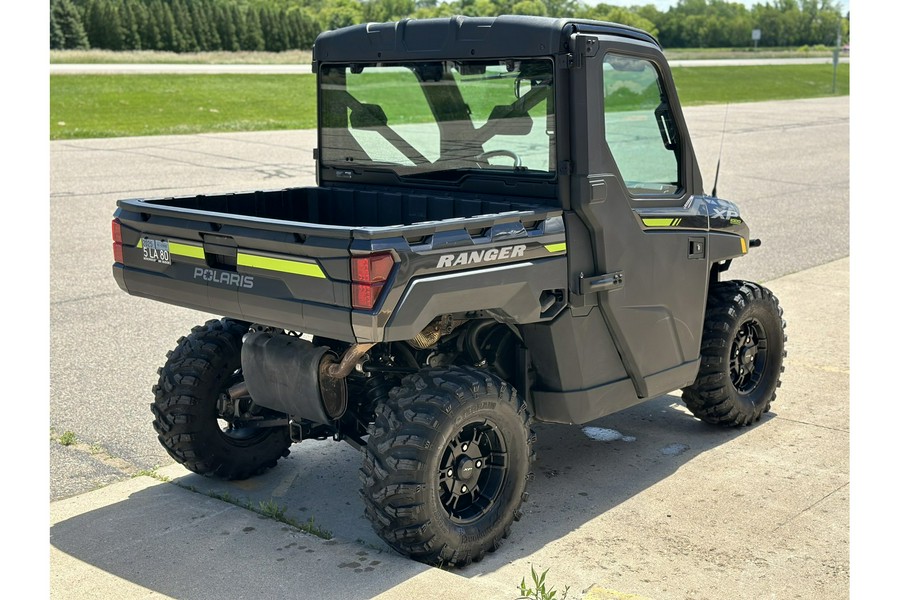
[475,149,523,168]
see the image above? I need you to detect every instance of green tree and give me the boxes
[190,0,220,51]
[242,7,265,51]
[544,0,580,17]
[634,3,665,24]
[511,1,548,17]
[157,0,184,52]
[215,4,239,51]
[259,7,289,52]
[471,0,500,16]
[363,0,417,23]
[286,6,320,49]
[752,2,798,46]
[138,0,160,50]
[47,0,850,53]
[171,0,198,52]
[577,5,659,38]
[412,2,456,19]
[84,0,125,50]
[121,0,143,50]
[51,0,90,49]
[50,4,66,49]
[319,0,364,31]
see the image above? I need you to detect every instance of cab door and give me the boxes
[568,34,710,399]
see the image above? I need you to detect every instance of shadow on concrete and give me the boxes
[51,393,768,596]
[50,481,436,599]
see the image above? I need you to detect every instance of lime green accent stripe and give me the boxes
[237,252,326,279]
[169,242,205,259]
[545,242,567,253]
[642,218,675,227]
[136,238,205,259]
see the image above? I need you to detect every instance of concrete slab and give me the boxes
[50,257,849,599]
[50,476,510,600]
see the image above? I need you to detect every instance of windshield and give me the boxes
[318,59,556,182]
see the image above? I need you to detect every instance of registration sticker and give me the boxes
[141,237,171,265]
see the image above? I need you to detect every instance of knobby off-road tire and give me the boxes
[682,280,787,426]
[151,319,292,479]
[360,366,535,568]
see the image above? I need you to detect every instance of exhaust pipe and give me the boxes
[324,342,375,379]
[240,332,371,425]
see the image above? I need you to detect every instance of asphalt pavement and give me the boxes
[48,96,849,598]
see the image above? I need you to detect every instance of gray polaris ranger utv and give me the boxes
[111,15,786,567]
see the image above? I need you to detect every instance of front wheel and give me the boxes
[151,319,292,479]
[682,281,787,426]
[360,366,534,567]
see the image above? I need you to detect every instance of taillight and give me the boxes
[112,218,124,263]
[352,283,384,311]
[351,252,394,310]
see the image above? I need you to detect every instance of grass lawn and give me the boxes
[663,46,840,60]
[49,64,849,140]
[51,74,317,139]
[672,63,849,105]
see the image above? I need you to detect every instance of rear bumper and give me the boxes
[113,263,356,341]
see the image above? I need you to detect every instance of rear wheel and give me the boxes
[360,366,534,567]
[682,281,787,426]
[151,319,292,479]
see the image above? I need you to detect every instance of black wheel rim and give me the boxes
[730,318,769,394]
[437,419,508,524]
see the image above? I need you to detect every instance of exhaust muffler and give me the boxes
[240,332,367,425]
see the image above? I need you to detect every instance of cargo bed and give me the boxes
[112,184,565,342]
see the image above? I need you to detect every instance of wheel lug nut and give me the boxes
[475,460,482,468]
[461,485,468,493]
[461,443,468,452]
[447,468,453,477]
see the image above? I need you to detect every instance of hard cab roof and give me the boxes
[312,15,660,66]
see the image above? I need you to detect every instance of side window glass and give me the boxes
[603,54,680,195]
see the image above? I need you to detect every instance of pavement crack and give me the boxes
[56,140,196,152]
[775,417,848,433]
[56,142,277,173]
[109,145,307,175]
[727,117,849,136]
[200,133,310,150]
[50,429,145,479]
[773,481,848,531]
[729,173,848,189]
[51,184,224,199]
[51,292,119,306]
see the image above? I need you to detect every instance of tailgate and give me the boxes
[112,197,356,341]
